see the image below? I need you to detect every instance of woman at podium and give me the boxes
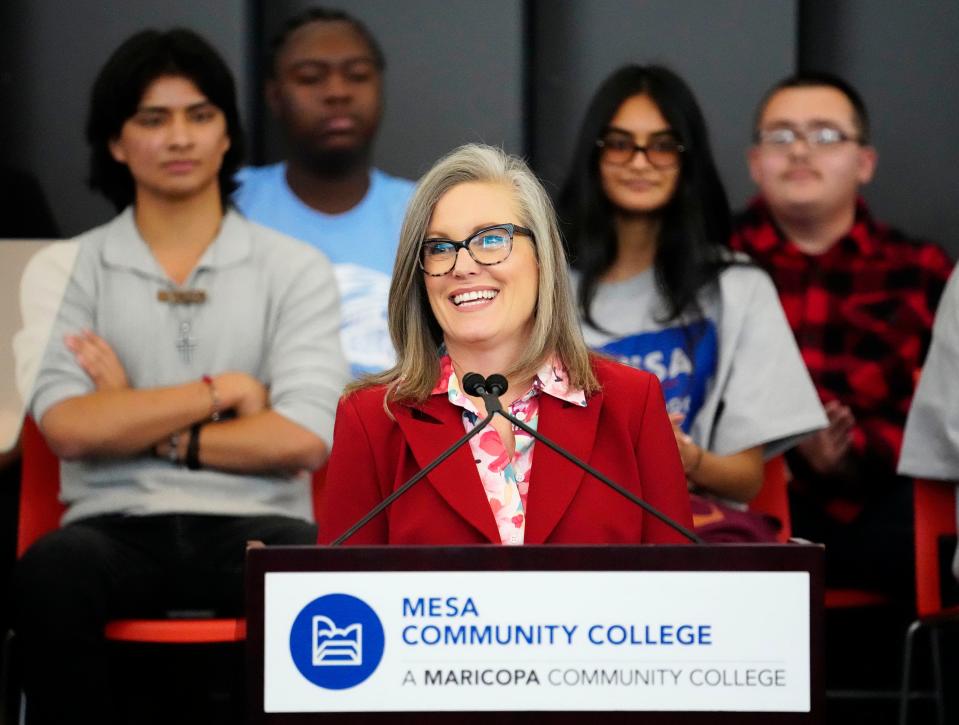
[320,144,693,546]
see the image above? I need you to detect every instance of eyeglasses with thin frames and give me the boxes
[419,223,534,277]
[596,130,685,169]
[754,125,861,152]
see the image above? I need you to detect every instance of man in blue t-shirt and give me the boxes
[234,7,414,376]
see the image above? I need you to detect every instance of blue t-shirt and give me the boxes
[574,269,718,435]
[233,164,415,376]
[596,320,718,433]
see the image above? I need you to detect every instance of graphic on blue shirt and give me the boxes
[597,320,718,433]
[232,164,415,376]
[335,264,395,376]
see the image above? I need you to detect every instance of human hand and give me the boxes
[797,399,855,475]
[212,372,268,417]
[65,329,129,391]
[669,412,703,476]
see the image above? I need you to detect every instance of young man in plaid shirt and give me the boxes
[730,73,953,599]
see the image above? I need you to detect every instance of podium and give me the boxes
[246,543,823,723]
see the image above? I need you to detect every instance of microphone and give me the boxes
[330,379,498,546]
[462,372,505,412]
[466,373,704,544]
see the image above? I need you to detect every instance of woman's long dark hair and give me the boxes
[557,65,733,330]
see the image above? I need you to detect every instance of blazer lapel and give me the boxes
[394,396,501,543]
[523,389,604,544]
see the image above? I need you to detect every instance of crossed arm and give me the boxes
[41,330,327,473]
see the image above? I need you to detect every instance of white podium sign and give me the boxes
[263,570,810,713]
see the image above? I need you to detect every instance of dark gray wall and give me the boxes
[0,3,26,172]
[5,0,958,256]
[532,0,798,208]
[1,0,252,237]
[257,0,526,180]
[802,0,959,254]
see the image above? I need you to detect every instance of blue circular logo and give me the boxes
[289,593,385,689]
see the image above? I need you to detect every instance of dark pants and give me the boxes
[12,513,316,725]
[789,479,915,602]
[0,460,19,669]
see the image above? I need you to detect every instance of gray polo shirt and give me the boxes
[30,208,349,525]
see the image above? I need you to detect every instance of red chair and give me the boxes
[748,453,957,721]
[17,416,249,644]
[17,416,327,639]
[6,416,327,718]
[749,455,792,542]
[15,417,62,557]
[898,479,958,725]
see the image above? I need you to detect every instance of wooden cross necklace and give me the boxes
[158,288,207,364]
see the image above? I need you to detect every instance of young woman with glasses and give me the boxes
[558,65,825,533]
[320,143,693,546]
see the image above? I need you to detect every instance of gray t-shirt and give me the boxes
[899,262,959,578]
[575,262,826,461]
[30,208,349,525]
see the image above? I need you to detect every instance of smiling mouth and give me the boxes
[452,290,498,307]
[622,179,657,190]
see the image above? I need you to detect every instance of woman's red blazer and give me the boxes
[320,356,693,545]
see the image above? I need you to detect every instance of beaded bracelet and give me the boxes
[202,374,221,421]
[167,432,181,465]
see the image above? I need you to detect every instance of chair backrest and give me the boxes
[914,478,958,618]
[17,416,64,556]
[749,455,792,543]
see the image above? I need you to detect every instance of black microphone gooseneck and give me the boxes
[466,373,704,545]
[330,374,498,546]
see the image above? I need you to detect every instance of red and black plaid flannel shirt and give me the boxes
[731,198,953,512]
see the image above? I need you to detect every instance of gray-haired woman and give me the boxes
[321,144,692,546]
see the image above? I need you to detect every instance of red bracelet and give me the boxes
[202,374,221,421]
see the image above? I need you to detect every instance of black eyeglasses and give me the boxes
[754,125,860,152]
[419,223,534,276]
[596,130,685,169]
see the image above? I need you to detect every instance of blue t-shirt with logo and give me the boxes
[233,164,415,376]
[596,320,718,433]
[575,269,719,434]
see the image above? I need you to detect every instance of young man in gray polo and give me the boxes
[14,29,348,724]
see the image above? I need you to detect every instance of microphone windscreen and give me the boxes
[462,372,487,396]
[487,374,508,397]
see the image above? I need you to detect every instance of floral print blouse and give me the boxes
[432,354,587,545]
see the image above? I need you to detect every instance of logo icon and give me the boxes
[290,593,385,689]
[312,615,362,666]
